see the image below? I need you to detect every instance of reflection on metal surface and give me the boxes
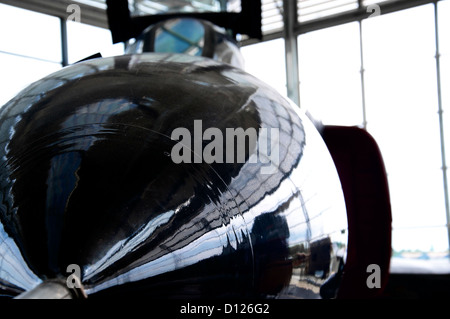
[0,53,347,298]
[126,17,246,69]
[153,18,205,56]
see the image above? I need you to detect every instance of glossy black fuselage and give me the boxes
[0,54,347,298]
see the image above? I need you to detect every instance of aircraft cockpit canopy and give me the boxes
[125,17,245,68]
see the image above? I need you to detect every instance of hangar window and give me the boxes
[439,0,450,264]
[0,3,62,105]
[298,22,363,126]
[295,2,450,272]
[241,38,287,96]
[242,0,450,273]
[362,4,449,269]
[0,4,61,62]
[262,0,284,34]
[0,2,124,106]
[298,0,359,23]
[66,20,124,64]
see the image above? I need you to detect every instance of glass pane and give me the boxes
[0,53,61,107]
[67,21,124,64]
[363,4,449,267]
[154,19,205,56]
[240,38,287,96]
[439,0,450,256]
[262,0,284,34]
[298,22,363,126]
[0,3,61,63]
[298,0,359,23]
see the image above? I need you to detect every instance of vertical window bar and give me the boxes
[358,21,368,129]
[60,17,69,67]
[283,0,300,106]
[434,2,450,252]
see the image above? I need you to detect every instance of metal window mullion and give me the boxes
[60,17,69,67]
[358,20,368,129]
[283,0,300,107]
[434,2,450,252]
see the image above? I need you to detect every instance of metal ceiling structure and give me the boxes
[0,0,442,38]
[0,0,446,105]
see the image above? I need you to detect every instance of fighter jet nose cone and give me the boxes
[0,54,347,299]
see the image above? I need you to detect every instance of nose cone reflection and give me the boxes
[0,54,347,298]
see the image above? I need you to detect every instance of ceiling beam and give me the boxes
[295,0,440,35]
[1,0,442,46]
[241,0,442,46]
